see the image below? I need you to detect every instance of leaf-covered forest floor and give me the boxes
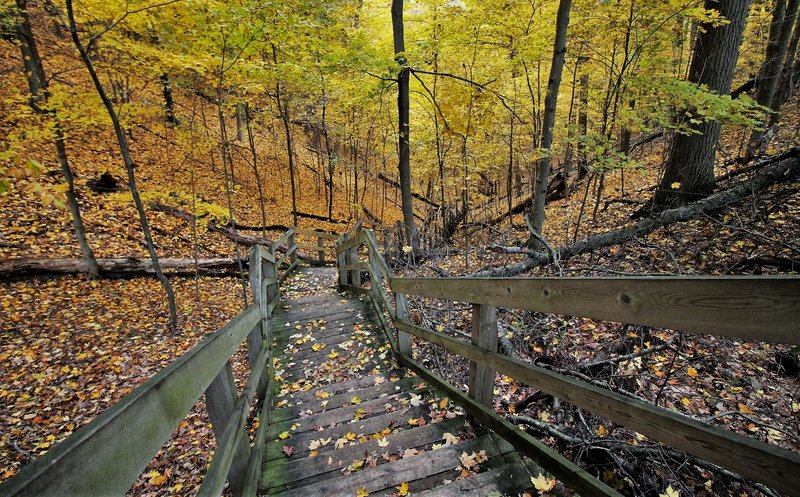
[2,25,800,497]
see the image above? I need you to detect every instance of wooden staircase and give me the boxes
[260,267,544,496]
[3,225,798,497]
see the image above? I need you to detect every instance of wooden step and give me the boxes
[269,385,432,437]
[267,433,511,497]
[272,375,418,422]
[275,368,408,405]
[261,416,468,493]
[263,404,431,462]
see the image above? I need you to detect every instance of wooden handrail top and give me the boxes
[271,228,295,252]
[391,276,800,345]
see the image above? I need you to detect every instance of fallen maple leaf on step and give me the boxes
[356,486,369,497]
[442,432,459,445]
[377,437,389,447]
[282,445,294,457]
[459,450,487,471]
[396,482,409,496]
[278,431,290,440]
[531,473,556,493]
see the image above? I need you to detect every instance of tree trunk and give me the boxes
[66,0,177,328]
[235,102,245,141]
[245,104,268,238]
[392,0,417,248]
[528,0,572,245]
[653,0,750,209]
[271,47,298,227]
[771,0,800,121]
[749,0,795,152]
[15,0,100,279]
[321,94,336,221]
[577,70,589,179]
[160,73,178,124]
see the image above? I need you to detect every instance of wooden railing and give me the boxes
[0,230,299,497]
[293,227,337,265]
[335,225,800,497]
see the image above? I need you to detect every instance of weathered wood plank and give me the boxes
[338,262,369,273]
[395,293,411,355]
[395,319,800,495]
[413,452,533,497]
[278,260,299,285]
[275,246,296,269]
[271,376,418,423]
[364,230,392,283]
[336,234,348,286]
[390,277,800,345]
[336,231,367,253]
[272,229,295,253]
[273,370,406,405]
[198,341,270,497]
[271,435,502,497]
[269,386,430,437]
[204,363,250,496]
[0,306,260,497]
[263,405,430,463]
[468,304,497,407]
[241,377,273,497]
[340,284,370,296]
[262,416,466,494]
[397,353,622,497]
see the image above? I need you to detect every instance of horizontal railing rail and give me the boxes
[1,229,300,497]
[293,227,339,265]
[335,224,800,496]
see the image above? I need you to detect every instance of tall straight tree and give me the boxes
[749,0,798,152]
[528,0,572,244]
[13,0,100,278]
[654,0,751,208]
[391,0,417,248]
[64,0,177,328]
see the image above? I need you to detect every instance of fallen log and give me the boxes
[149,203,324,264]
[0,257,244,279]
[475,154,800,277]
[292,210,348,224]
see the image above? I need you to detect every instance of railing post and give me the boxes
[264,247,279,305]
[248,245,271,399]
[468,304,498,407]
[205,363,250,496]
[337,233,349,287]
[395,292,411,355]
[288,231,297,264]
[367,232,382,304]
[349,240,362,287]
[317,235,325,264]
